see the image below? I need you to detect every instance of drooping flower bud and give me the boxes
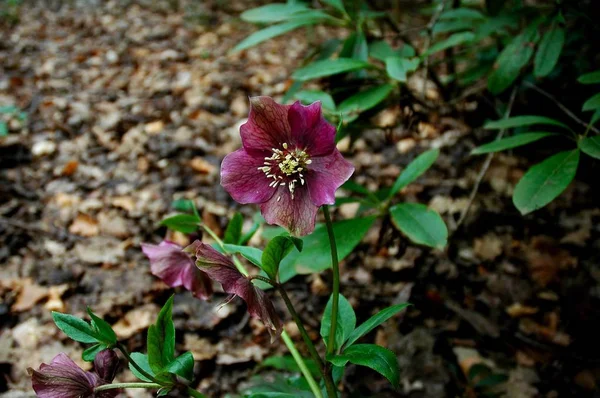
[94,349,119,383]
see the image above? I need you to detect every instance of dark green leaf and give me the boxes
[222,244,263,267]
[484,116,569,130]
[52,312,98,344]
[320,294,356,351]
[474,373,508,388]
[328,344,399,388]
[292,58,371,81]
[294,90,336,111]
[321,0,346,14]
[340,31,368,62]
[389,149,439,198]
[0,122,7,137]
[240,3,310,23]
[232,18,325,53]
[344,303,411,348]
[439,8,485,20]
[129,353,155,382]
[160,214,200,234]
[390,203,448,248]
[534,26,565,78]
[278,217,376,281]
[147,296,176,373]
[433,19,475,35]
[578,70,600,84]
[170,199,196,213]
[582,93,600,112]
[338,84,394,115]
[424,32,475,56]
[82,344,106,362]
[164,351,195,381]
[224,213,244,244]
[261,236,303,280]
[87,308,117,346]
[385,57,420,82]
[471,132,555,154]
[369,40,396,61]
[513,150,580,214]
[580,136,600,159]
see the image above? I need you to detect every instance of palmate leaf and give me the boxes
[52,312,99,344]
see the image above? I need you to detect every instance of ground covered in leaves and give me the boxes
[1,1,600,397]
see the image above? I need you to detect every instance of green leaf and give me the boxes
[433,19,476,35]
[52,312,98,344]
[87,308,117,346]
[261,236,303,280]
[513,149,580,214]
[240,3,310,23]
[390,203,448,248]
[328,344,399,388]
[321,0,346,14]
[344,304,411,348]
[439,7,485,20]
[129,352,155,382]
[424,32,475,56]
[471,132,555,154]
[222,244,263,268]
[340,31,368,62]
[232,18,324,53]
[578,70,600,84]
[534,26,565,78]
[484,115,569,130]
[171,199,196,213]
[385,57,420,82]
[337,84,394,115]
[160,214,200,234]
[580,136,600,159]
[164,351,195,381]
[147,296,176,373]
[278,217,376,281]
[0,121,7,137]
[369,40,396,61]
[320,294,356,351]
[389,149,439,198]
[294,90,336,111]
[82,343,106,362]
[292,58,371,81]
[224,212,244,244]
[582,93,600,112]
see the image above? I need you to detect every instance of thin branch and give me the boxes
[421,0,449,100]
[453,87,518,232]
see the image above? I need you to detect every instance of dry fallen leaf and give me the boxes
[69,213,99,237]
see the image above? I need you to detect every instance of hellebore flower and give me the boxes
[29,351,120,398]
[221,97,354,236]
[186,240,282,340]
[141,241,213,300]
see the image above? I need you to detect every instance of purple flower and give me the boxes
[141,241,213,300]
[29,351,119,398]
[221,97,354,236]
[186,240,282,340]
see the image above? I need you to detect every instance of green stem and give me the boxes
[186,386,207,398]
[94,382,161,391]
[116,343,158,384]
[322,206,340,357]
[278,287,337,397]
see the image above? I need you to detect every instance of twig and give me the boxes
[421,0,449,100]
[522,81,600,135]
[453,87,518,231]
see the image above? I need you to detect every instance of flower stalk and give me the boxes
[323,206,340,357]
[116,343,158,384]
[94,383,162,392]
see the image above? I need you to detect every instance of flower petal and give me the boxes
[141,241,212,300]
[260,185,319,236]
[240,96,291,154]
[94,349,119,383]
[306,150,355,206]
[220,149,277,204]
[30,353,98,398]
[288,101,336,157]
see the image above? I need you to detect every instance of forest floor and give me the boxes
[1,1,600,397]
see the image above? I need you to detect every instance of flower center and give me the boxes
[257,143,311,200]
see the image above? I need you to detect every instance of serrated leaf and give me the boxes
[513,149,580,214]
[320,294,356,352]
[294,90,336,111]
[424,32,475,56]
[147,296,176,373]
[87,308,117,346]
[389,149,439,198]
[82,344,106,362]
[344,303,411,348]
[385,57,420,82]
[578,70,600,84]
[129,352,156,382]
[484,115,569,130]
[261,236,303,280]
[580,136,600,159]
[328,344,399,388]
[534,26,565,78]
[224,212,244,244]
[222,243,263,267]
[292,58,371,81]
[52,312,98,344]
[164,351,195,381]
[160,214,200,234]
[390,203,448,248]
[471,132,555,154]
[232,18,324,53]
[582,93,600,112]
[240,3,310,23]
[337,84,394,115]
